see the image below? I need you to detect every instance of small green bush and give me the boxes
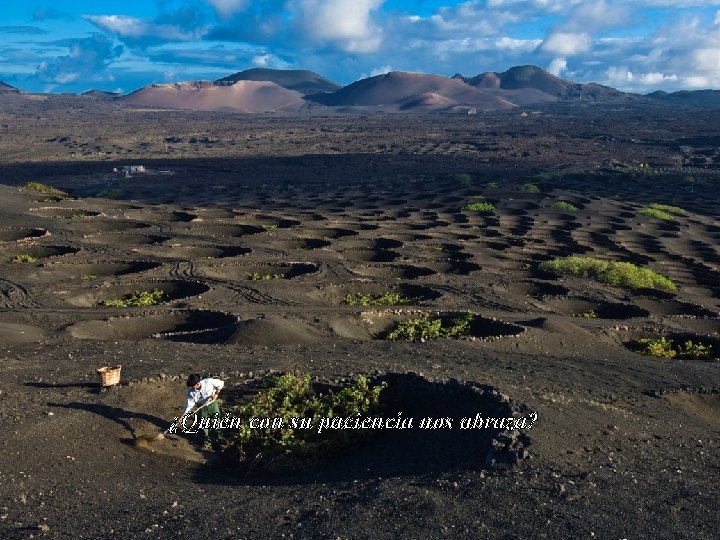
[462,201,495,213]
[538,257,676,291]
[522,183,541,193]
[648,203,685,215]
[35,196,64,203]
[387,311,475,341]
[552,201,578,212]
[342,292,414,306]
[676,340,713,360]
[53,213,91,220]
[260,223,278,230]
[639,208,676,221]
[24,182,67,197]
[225,372,386,462]
[387,315,442,341]
[11,254,38,264]
[486,182,499,189]
[247,272,285,280]
[575,310,598,319]
[442,311,475,337]
[636,337,676,358]
[635,337,712,360]
[99,288,166,308]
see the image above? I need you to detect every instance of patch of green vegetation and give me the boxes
[574,310,598,319]
[99,288,167,308]
[639,208,676,221]
[522,183,541,193]
[636,336,675,358]
[80,274,97,280]
[462,201,495,213]
[247,272,285,280]
[485,182,499,189]
[260,223,278,230]
[11,254,39,264]
[677,340,713,360]
[611,163,658,177]
[635,337,712,360]
[342,292,414,306]
[538,256,676,291]
[53,213,92,220]
[552,201,578,212]
[23,182,67,197]
[34,196,64,204]
[225,372,386,461]
[386,311,475,341]
[648,203,685,215]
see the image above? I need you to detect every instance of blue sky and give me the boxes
[1,1,720,94]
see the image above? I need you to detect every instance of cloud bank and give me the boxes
[3,0,720,92]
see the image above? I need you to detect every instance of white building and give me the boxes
[123,165,146,174]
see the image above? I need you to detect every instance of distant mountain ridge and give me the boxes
[5,65,720,112]
[456,65,629,102]
[647,89,720,107]
[0,81,19,93]
[215,68,340,95]
[119,80,305,113]
[306,71,516,111]
[306,66,633,111]
[82,89,121,99]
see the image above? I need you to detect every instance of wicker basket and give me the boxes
[97,365,122,387]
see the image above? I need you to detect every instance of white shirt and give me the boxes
[184,378,224,414]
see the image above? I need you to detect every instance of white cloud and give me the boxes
[640,1,720,6]
[423,5,518,36]
[605,65,633,85]
[358,64,392,80]
[565,0,630,31]
[84,15,209,43]
[547,57,567,76]
[162,66,183,82]
[639,72,678,84]
[428,36,540,55]
[684,75,710,87]
[253,54,270,66]
[295,0,384,52]
[693,48,720,71]
[38,67,79,84]
[487,0,582,12]
[84,15,147,38]
[604,65,680,88]
[495,37,542,51]
[207,0,248,19]
[370,65,391,76]
[36,34,122,85]
[541,32,591,55]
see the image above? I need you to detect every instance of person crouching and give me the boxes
[177,373,225,450]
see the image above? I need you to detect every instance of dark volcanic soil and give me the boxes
[0,102,719,539]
